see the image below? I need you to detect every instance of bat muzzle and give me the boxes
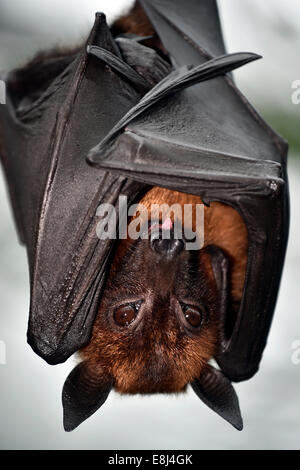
[150,227,185,259]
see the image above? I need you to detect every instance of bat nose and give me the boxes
[150,233,185,258]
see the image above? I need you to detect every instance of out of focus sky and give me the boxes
[0,0,299,450]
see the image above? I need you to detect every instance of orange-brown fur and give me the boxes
[111,1,166,54]
[80,2,248,395]
[112,2,155,37]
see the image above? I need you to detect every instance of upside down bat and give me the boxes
[0,0,289,432]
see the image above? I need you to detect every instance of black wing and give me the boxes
[0,14,146,364]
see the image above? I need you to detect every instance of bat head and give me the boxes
[83,228,219,395]
[63,190,243,431]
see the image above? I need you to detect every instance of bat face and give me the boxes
[0,0,287,433]
[81,221,219,395]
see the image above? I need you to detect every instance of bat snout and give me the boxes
[149,226,185,259]
[151,237,185,258]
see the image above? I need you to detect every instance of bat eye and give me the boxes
[113,301,142,327]
[180,303,203,329]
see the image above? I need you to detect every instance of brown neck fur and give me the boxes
[112,1,155,37]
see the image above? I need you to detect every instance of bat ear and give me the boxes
[62,361,113,432]
[206,245,230,349]
[190,365,243,431]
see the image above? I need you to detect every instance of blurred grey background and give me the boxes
[0,0,299,450]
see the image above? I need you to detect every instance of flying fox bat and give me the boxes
[0,0,289,432]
